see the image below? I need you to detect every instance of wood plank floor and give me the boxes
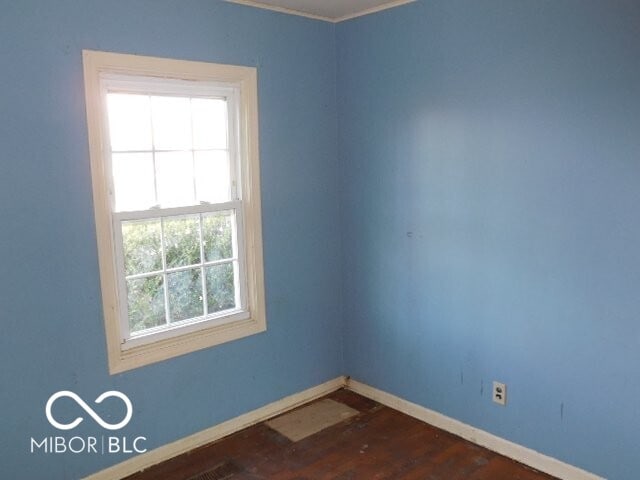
[125,389,558,480]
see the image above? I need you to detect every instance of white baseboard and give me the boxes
[346,378,604,480]
[83,376,347,480]
[84,375,604,480]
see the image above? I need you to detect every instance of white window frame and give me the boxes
[83,50,266,374]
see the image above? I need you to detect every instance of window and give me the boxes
[83,51,265,373]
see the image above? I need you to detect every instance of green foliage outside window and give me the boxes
[123,213,236,333]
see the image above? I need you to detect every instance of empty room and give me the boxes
[1,1,638,479]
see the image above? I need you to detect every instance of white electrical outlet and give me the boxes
[493,381,507,406]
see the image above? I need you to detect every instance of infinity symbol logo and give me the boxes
[45,391,133,431]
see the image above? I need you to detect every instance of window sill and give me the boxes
[108,314,266,374]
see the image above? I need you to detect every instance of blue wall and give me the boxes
[2,0,639,479]
[338,1,640,479]
[0,1,342,478]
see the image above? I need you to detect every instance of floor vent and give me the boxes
[186,460,241,480]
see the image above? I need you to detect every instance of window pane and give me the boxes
[107,93,152,152]
[163,215,201,268]
[194,151,231,204]
[155,151,195,207]
[206,263,235,314]
[127,275,166,333]
[151,96,192,150]
[202,211,233,262]
[122,219,162,276]
[112,153,156,211]
[192,98,227,149]
[168,269,204,322]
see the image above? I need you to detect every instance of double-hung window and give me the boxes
[83,51,266,373]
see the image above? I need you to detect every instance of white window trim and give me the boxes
[83,50,266,374]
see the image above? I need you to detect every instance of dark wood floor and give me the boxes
[125,389,558,480]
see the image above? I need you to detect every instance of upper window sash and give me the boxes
[99,75,242,212]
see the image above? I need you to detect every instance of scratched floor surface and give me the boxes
[124,389,558,480]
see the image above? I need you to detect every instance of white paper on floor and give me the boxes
[266,398,359,442]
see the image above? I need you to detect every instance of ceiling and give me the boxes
[226,0,415,22]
